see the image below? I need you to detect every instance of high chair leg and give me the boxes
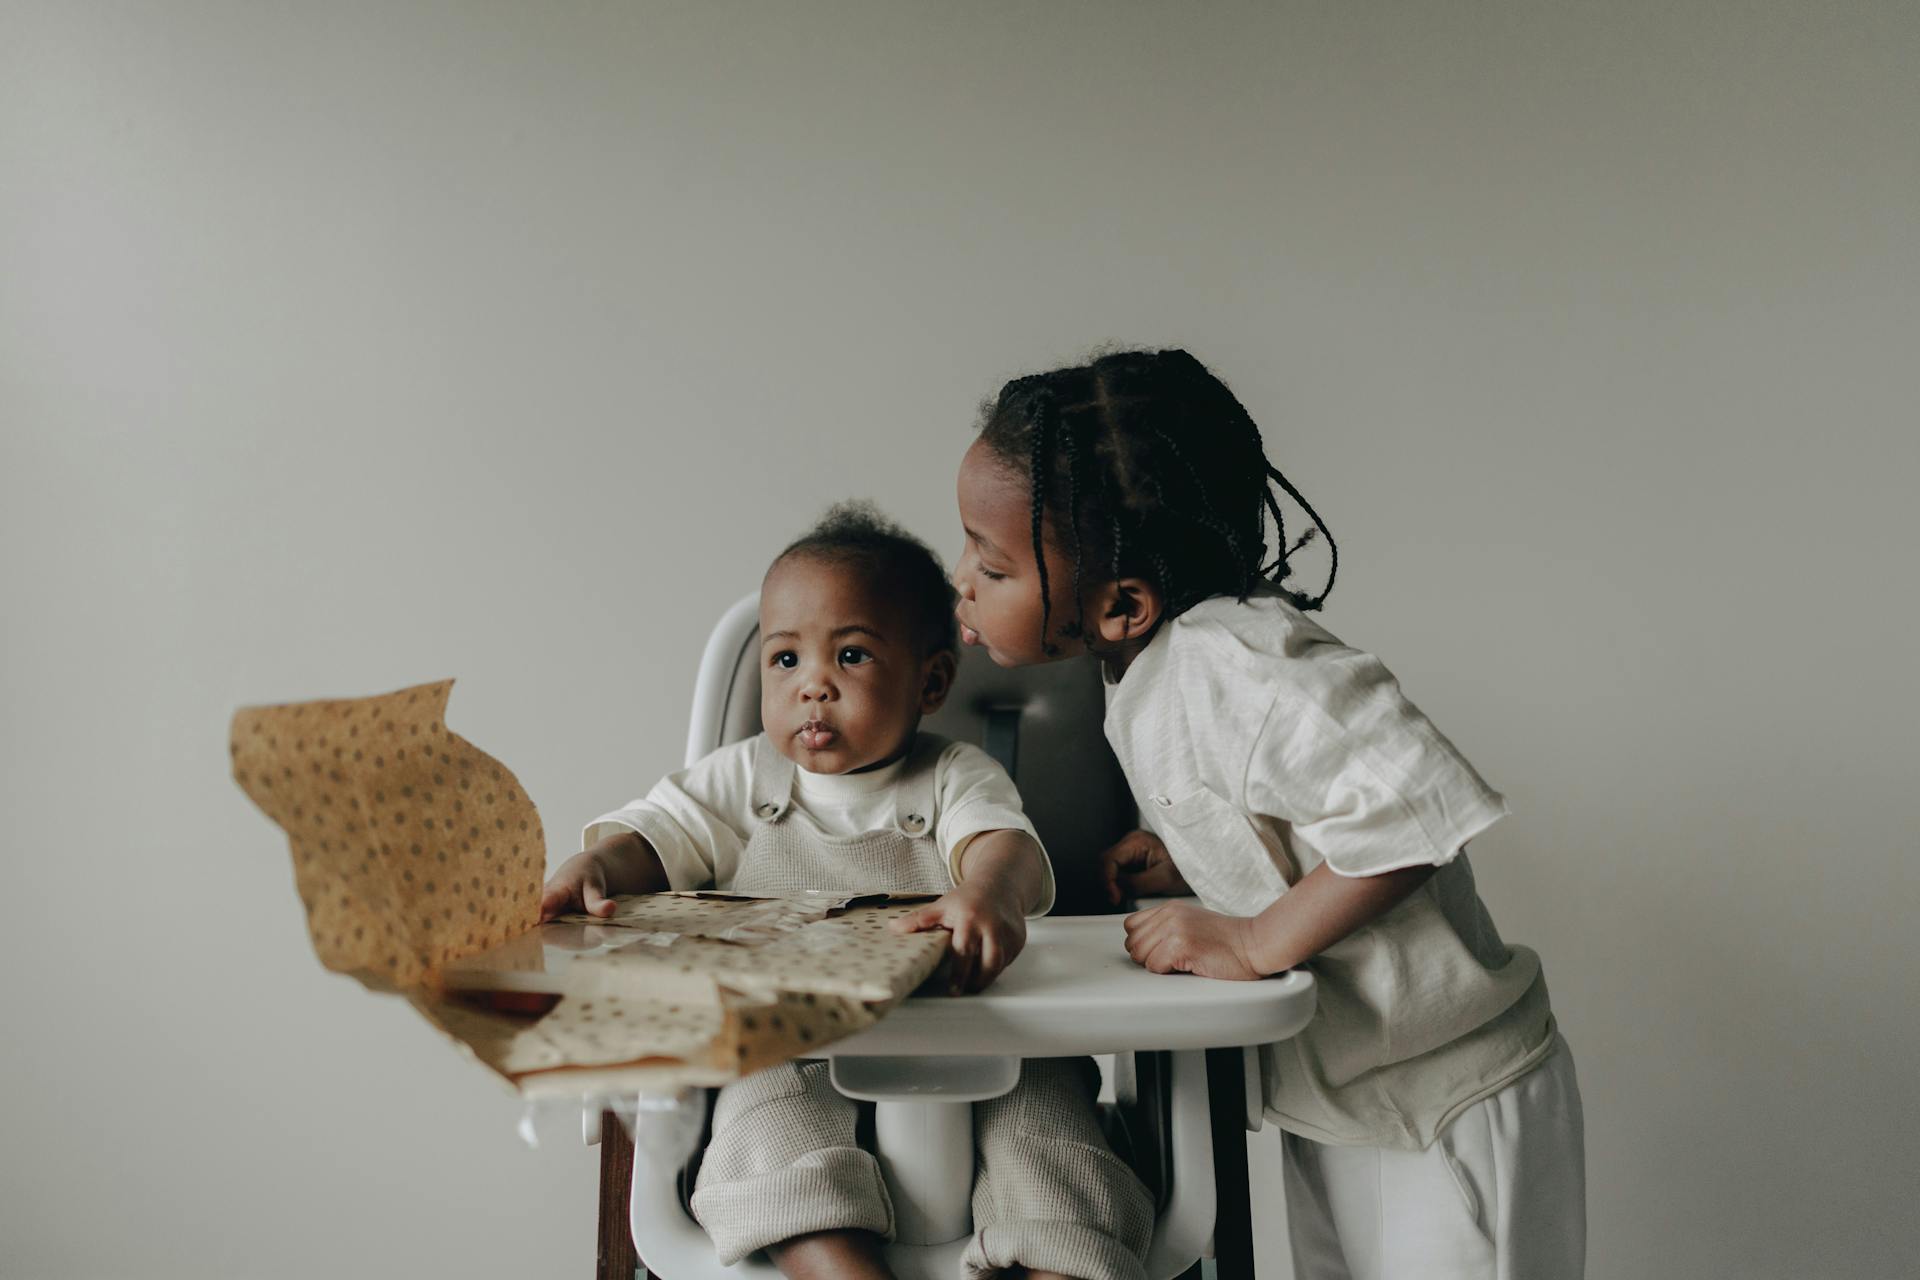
[598,1108,642,1280]
[1205,1049,1255,1280]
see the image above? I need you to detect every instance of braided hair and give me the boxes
[976,349,1337,653]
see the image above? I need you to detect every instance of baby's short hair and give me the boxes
[773,501,958,657]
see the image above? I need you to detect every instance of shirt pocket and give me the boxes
[1147,784,1294,916]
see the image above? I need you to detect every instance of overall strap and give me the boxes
[891,732,947,838]
[748,733,796,823]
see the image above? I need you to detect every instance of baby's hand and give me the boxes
[890,885,1028,995]
[1122,901,1262,981]
[539,847,620,921]
[1099,829,1191,906]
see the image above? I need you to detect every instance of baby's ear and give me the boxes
[919,650,958,714]
[1092,577,1163,646]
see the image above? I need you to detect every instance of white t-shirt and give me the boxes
[584,734,1055,916]
[1105,587,1555,1150]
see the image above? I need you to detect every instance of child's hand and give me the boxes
[1122,901,1263,981]
[1099,829,1191,906]
[890,885,1028,995]
[539,846,620,921]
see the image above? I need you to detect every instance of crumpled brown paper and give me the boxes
[420,894,947,1097]
[232,681,950,1097]
[555,891,949,1002]
[230,679,542,990]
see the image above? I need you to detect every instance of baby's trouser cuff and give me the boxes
[961,1057,1154,1280]
[963,1219,1152,1280]
[690,1061,894,1264]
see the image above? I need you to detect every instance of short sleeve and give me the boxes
[934,740,1056,916]
[580,739,756,891]
[1243,650,1509,878]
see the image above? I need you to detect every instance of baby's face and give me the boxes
[759,555,950,774]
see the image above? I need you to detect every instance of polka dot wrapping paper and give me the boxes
[230,678,543,991]
[554,892,952,1003]
[231,681,951,1097]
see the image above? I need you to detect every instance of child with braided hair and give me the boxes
[952,350,1586,1280]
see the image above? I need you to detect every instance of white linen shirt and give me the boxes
[584,734,1056,916]
[1105,587,1555,1150]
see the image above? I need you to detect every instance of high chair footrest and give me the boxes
[828,1054,1019,1102]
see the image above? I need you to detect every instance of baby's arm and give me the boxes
[539,831,671,921]
[953,828,1050,915]
[891,828,1047,995]
[542,741,752,921]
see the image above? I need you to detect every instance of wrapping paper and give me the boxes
[232,680,949,1096]
[230,678,542,990]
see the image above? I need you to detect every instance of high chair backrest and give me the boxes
[688,592,1134,915]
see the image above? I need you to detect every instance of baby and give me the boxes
[541,502,1152,1280]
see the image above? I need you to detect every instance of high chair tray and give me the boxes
[825,915,1315,1058]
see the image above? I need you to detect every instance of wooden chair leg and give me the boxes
[597,1110,642,1280]
[1205,1048,1256,1280]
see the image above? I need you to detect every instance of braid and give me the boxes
[1260,487,1287,578]
[1135,468,1190,616]
[1144,422,1254,598]
[1200,376,1339,611]
[1060,409,1089,641]
[1146,547,1176,609]
[1264,462,1338,610]
[1025,386,1060,656]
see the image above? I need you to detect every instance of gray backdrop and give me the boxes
[4,2,1916,1277]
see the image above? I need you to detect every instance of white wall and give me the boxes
[4,3,1916,1277]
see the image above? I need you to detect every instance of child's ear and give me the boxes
[919,650,958,714]
[1091,578,1163,646]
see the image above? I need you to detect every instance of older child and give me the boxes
[951,351,1586,1280]
[543,502,1152,1280]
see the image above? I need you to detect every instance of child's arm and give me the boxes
[1121,861,1437,980]
[539,830,671,921]
[1126,642,1506,978]
[1098,828,1193,906]
[891,828,1047,995]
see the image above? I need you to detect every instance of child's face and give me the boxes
[759,554,953,774]
[952,440,1092,668]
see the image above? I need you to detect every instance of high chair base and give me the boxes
[595,1059,1256,1280]
[610,1046,1266,1280]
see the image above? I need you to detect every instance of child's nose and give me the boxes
[799,665,837,701]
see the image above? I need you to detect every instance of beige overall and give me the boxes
[690,734,1154,1280]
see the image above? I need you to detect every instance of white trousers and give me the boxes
[1282,1033,1586,1280]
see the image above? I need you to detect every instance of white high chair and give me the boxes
[589,593,1316,1280]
